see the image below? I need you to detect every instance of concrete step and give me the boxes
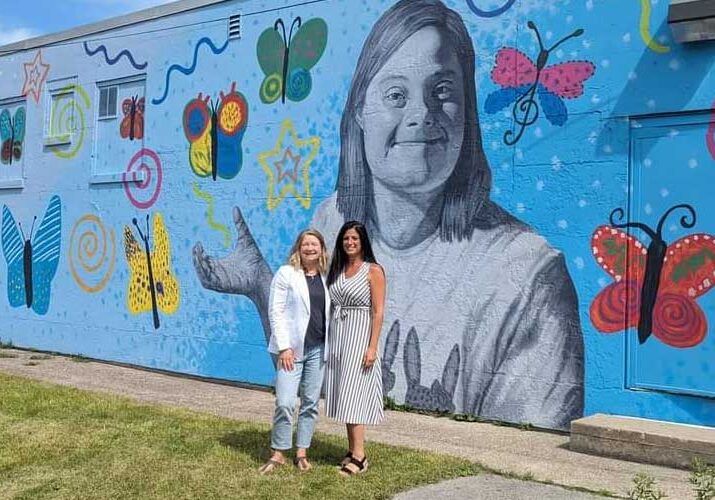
[570,413,715,469]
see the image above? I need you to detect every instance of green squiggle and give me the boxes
[192,182,231,249]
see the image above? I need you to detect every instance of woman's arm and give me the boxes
[364,264,386,369]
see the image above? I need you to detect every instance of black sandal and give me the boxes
[339,455,368,476]
[337,451,353,467]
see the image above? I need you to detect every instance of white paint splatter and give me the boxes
[689,158,698,168]
[660,188,669,198]
[578,199,587,208]
[574,257,585,270]
[644,203,653,215]
[516,203,526,213]
[623,33,631,43]
[536,180,545,191]
[643,158,652,167]
[558,220,569,229]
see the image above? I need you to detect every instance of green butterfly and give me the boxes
[256,17,328,104]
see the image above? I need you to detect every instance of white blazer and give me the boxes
[268,265,331,361]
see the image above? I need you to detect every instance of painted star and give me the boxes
[21,50,50,104]
[258,119,320,210]
[274,147,302,183]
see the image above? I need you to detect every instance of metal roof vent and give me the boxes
[668,0,715,42]
[228,13,241,40]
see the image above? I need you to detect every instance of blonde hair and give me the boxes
[288,229,329,274]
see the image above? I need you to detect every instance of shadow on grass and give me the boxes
[220,428,346,466]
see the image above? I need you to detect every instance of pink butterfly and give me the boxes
[485,22,596,145]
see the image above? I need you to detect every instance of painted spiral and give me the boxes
[69,214,116,293]
[260,73,283,103]
[123,148,163,209]
[286,68,311,102]
[50,84,91,159]
[590,281,640,332]
[653,293,705,348]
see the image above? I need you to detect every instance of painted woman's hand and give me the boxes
[192,206,271,298]
[278,349,295,371]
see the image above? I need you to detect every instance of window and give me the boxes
[0,96,27,189]
[91,75,147,184]
[44,76,78,146]
[98,86,118,119]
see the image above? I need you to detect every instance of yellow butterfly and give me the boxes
[123,213,180,329]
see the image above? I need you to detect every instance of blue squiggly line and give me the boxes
[83,41,148,70]
[466,0,517,18]
[152,37,230,106]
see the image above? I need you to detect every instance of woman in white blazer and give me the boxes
[259,229,331,474]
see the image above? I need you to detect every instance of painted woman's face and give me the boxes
[359,26,465,194]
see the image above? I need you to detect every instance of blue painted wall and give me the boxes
[1,0,714,430]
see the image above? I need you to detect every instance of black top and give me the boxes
[303,273,326,349]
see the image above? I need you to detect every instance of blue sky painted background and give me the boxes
[0,0,174,45]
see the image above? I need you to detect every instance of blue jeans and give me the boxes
[271,344,325,450]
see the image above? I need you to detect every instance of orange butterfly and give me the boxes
[120,95,145,141]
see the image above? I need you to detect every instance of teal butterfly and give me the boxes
[1,195,62,315]
[256,17,328,104]
[1,106,26,165]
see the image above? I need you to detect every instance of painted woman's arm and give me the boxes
[465,253,584,430]
[192,206,273,343]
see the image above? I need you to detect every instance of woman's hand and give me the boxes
[278,349,295,371]
[363,346,378,369]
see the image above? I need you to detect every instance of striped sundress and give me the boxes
[324,262,384,425]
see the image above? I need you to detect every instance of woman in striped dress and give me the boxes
[325,221,386,476]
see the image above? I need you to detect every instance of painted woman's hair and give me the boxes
[336,0,491,241]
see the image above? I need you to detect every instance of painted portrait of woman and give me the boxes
[193,0,584,430]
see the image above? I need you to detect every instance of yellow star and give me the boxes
[258,119,320,210]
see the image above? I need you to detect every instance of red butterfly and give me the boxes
[590,204,715,348]
[120,95,145,141]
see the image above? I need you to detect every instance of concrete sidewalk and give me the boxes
[0,348,692,499]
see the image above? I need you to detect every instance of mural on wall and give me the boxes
[465,0,516,18]
[1,195,62,315]
[152,37,229,106]
[484,22,595,145]
[49,84,91,160]
[122,148,163,210]
[83,41,148,70]
[194,0,584,430]
[68,214,115,294]
[258,118,320,210]
[120,96,145,141]
[257,17,328,104]
[0,105,25,165]
[20,50,50,104]
[123,213,179,329]
[191,182,231,249]
[182,82,248,181]
[638,0,671,54]
[591,204,715,348]
[708,100,715,161]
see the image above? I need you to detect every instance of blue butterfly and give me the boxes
[1,195,62,315]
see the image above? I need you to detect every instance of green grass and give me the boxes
[0,374,480,499]
[28,354,53,361]
[0,352,18,359]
